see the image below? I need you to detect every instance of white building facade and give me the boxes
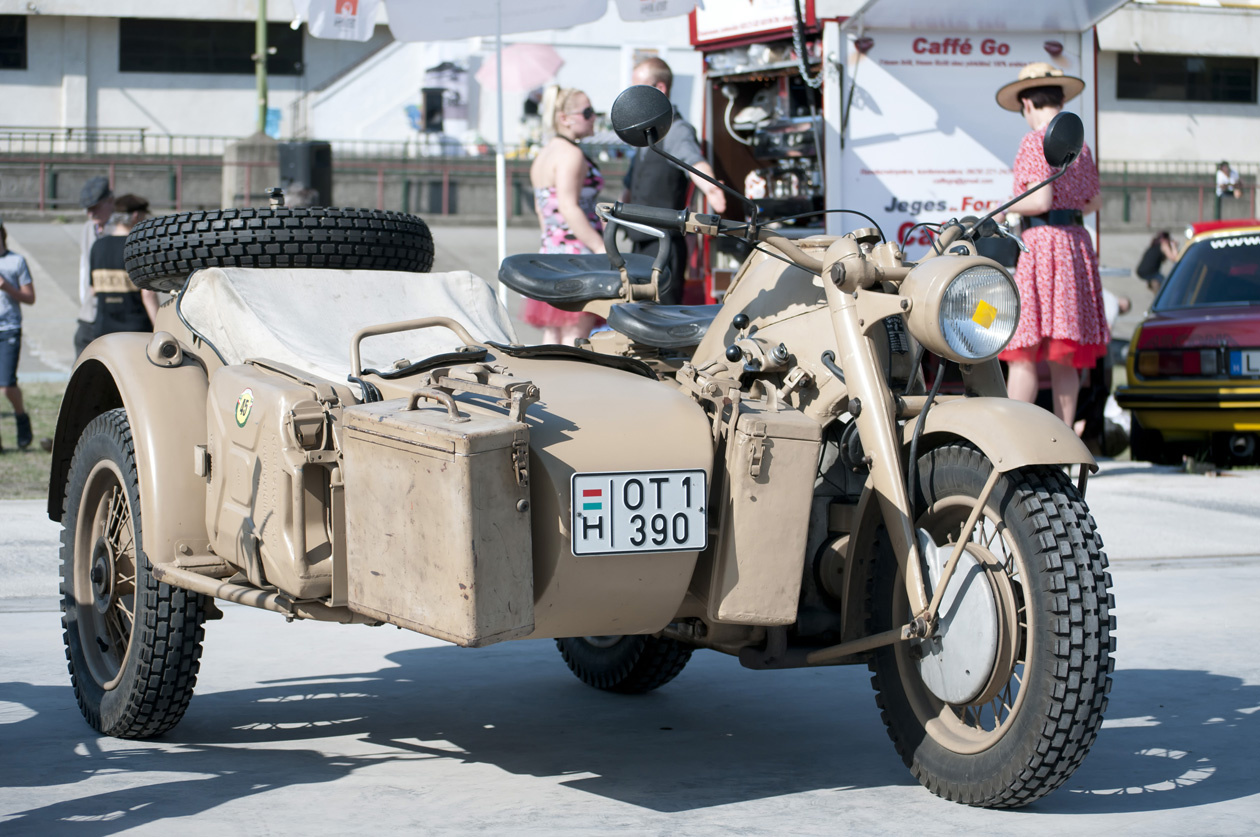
[1096,1,1260,164]
[0,0,1256,165]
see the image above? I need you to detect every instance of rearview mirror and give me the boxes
[611,85,674,148]
[1042,111,1084,169]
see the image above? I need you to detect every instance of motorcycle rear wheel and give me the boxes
[555,635,692,694]
[869,444,1114,808]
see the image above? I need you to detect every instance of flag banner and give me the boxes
[294,0,382,42]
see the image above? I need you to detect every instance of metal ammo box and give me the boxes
[340,391,534,646]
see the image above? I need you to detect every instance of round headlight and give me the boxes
[938,265,1020,361]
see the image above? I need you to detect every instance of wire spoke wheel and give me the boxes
[60,409,207,739]
[868,443,1114,808]
[74,462,139,690]
[898,499,1026,754]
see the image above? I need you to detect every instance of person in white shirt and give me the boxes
[1216,161,1242,199]
[75,176,115,359]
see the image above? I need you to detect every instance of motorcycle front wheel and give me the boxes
[869,443,1114,808]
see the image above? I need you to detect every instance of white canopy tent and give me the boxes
[838,0,1129,32]
[292,0,699,300]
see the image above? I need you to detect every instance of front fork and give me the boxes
[821,283,927,615]
[808,274,1001,664]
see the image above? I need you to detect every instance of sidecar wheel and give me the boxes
[868,444,1114,808]
[60,409,207,738]
[123,207,435,292]
[555,635,692,694]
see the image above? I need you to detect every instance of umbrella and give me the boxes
[474,43,564,93]
[293,0,699,301]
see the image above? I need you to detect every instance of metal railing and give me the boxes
[0,153,632,216]
[1099,159,1259,178]
[1100,160,1257,225]
[0,126,632,162]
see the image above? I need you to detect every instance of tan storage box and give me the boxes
[709,401,822,625]
[341,394,534,647]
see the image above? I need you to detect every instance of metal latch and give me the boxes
[780,365,813,399]
[747,420,768,478]
[287,401,338,463]
[288,401,327,450]
[426,368,540,423]
[511,432,530,487]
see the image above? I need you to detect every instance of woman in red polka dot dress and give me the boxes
[995,63,1106,429]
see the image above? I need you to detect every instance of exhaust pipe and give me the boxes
[1228,433,1257,460]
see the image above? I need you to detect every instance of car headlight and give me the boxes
[901,256,1021,363]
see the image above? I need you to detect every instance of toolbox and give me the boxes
[341,390,534,646]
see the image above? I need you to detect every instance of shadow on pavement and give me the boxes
[1,643,1257,831]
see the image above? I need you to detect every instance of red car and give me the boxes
[1116,220,1260,465]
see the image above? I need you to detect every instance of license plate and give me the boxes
[1229,349,1260,377]
[571,469,707,556]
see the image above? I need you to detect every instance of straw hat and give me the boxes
[996,62,1085,112]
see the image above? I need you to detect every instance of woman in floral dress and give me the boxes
[996,63,1106,429]
[525,86,605,345]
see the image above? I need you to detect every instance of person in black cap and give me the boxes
[88,194,158,338]
[0,218,36,449]
[75,175,114,358]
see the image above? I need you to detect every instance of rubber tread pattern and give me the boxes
[555,635,693,694]
[123,207,435,291]
[868,444,1113,808]
[60,409,207,738]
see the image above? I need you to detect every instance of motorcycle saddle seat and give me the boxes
[498,252,667,305]
[607,302,722,350]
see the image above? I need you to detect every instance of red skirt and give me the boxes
[999,337,1107,369]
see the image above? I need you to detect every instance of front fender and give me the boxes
[904,396,1096,472]
[49,333,210,565]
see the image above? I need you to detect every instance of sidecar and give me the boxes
[51,207,777,741]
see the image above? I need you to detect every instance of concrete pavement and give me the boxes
[2,462,1259,833]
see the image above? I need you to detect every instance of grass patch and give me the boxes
[0,380,66,500]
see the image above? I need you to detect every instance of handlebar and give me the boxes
[603,202,824,276]
[610,202,689,232]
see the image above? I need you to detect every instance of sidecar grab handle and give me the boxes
[350,316,482,377]
[406,387,470,423]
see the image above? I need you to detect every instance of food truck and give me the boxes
[688,0,1128,300]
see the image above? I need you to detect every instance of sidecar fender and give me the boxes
[904,396,1096,472]
[48,333,211,565]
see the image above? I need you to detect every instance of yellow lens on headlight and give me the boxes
[939,265,1020,360]
[900,255,1022,364]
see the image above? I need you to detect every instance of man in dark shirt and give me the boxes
[1135,231,1178,294]
[89,194,158,338]
[624,57,727,305]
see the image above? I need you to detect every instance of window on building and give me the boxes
[0,15,27,70]
[119,18,303,75]
[1117,53,1257,103]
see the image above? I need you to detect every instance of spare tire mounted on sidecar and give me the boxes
[123,207,436,291]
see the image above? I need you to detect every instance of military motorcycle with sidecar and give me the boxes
[49,85,1112,809]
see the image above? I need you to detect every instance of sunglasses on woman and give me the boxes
[568,106,596,120]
